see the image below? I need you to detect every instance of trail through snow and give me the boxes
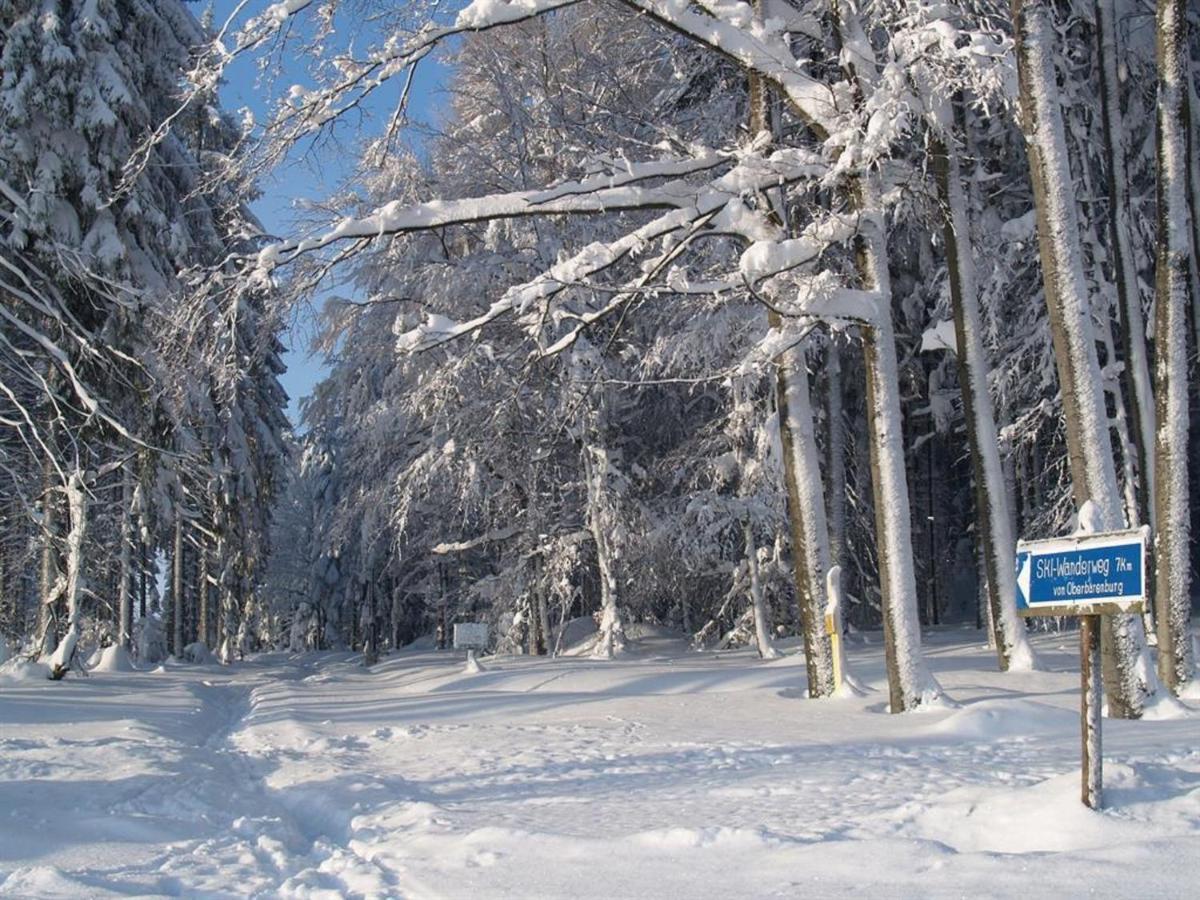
[3,630,1200,897]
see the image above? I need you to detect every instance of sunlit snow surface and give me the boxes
[3,629,1200,898]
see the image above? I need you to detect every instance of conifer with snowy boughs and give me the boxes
[0,0,287,669]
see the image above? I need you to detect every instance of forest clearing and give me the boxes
[2,0,1199,895]
[4,628,1200,898]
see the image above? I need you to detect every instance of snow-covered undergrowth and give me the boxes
[2,630,1200,898]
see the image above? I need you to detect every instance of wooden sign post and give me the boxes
[1015,529,1146,809]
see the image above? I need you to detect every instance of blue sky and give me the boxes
[205,1,449,426]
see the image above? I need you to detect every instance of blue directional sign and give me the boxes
[1015,529,1146,617]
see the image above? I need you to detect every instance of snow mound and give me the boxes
[182,642,217,665]
[91,644,136,673]
[556,616,597,652]
[893,766,1156,854]
[931,698,1074,739]
[0,656,49,682]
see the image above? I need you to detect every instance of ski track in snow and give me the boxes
[3,631,1200,898]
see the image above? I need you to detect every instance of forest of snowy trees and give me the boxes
[1,0,1198,714]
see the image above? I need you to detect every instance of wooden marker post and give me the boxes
[1015,528,1146,809]
[1080,614,1102,809]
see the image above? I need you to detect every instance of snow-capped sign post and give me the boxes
[453,623,489,673]
[1015,529,1147,809]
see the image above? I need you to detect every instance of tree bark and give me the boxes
[117,467,133,652]
[173,508,184,658]
[197,535,209,649]
[585,443,626,658]
[1151,0,1194,694]
[932,120,1036,672]
[1097,0,1156,531]
[48,469,87,679]
[747,38,835,695]
[744,519,781,660]
[1012,0,1149,717]
[36,454,57,658]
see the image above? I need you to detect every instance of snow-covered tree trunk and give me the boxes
[197,537,209,649]
[48,469,87,679]
[36,454,57,658]
[218,535,239,664]
[743,519,780,660]
[117,468,133,652]
[857,211,942,712]
[931,117,1035,672]
[1151,0,1194,695]
[585,444,625,658]
[825,344,847,574]
[747,46,832,694]
[362,580,378,666]
[830,1,940,712]
[172,510,184,659]
[1097,0,1156,532]
[771,342,834,690]
[1013,0,1149,717]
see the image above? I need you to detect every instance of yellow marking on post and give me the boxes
[825,612,842,692]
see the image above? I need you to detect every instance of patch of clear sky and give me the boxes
[204,0,451,428]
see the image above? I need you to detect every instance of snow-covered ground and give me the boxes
[3,627,1200,898]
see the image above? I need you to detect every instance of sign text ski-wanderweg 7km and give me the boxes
[1015,528,1146,809]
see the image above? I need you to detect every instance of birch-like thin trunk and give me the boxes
[825,344,847,573]
[197,537,209,649]
[830,0,940,712]
[215,527,238,663]
[172,509,184,658]
[1151,0,1194,695]
[362,580,378,666]
[36,454,57,658]
[772,343,835,690]
[931,114,1036,672]
[585,444,625,658]
[1013,0,1149,717]
[747,51,834,695]
[1097,0,1156,530]
[117,468,133,652]
[744,519,780,660]
[48,469,87,679]
[858,207,942,711]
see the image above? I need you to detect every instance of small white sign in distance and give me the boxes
[453,622,489,651]
[1014,528,1146,618]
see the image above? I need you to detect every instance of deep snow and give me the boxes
[2,628,1200,898]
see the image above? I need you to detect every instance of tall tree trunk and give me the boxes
[1152,0,1194,695]
[1098,0,1156,530]
[585,443,625,658]
[831,0,941,712]
[825,342,848,573]
[48,469,87,679]
[117,468,133,652]
[197,535,209,649]
[36,454,57,658]
[857,206,942,712]
[933,117,1036,671]
[362,579,378,666]
[747,43,835,695]
[172,509,184,658]
[744,519,780,660]
[772,344,835,691]
[1012,0,1150,717]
